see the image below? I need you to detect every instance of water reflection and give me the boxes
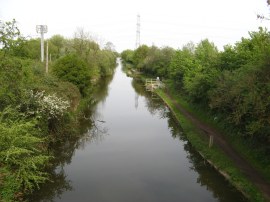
[28,65,246,202]
[78,73,114,136]
[27,74,114,202]
[132,79,169,119]
[131,78,246,202]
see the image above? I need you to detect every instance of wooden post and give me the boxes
[209,135,214,148]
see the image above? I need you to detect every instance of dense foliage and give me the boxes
[122,45,175,78]
[0,19,116,201]
[52,54,91,95]
[121,27,270,153]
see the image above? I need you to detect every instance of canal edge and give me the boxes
[155,89,267,202]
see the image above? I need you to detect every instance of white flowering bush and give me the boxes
[29,90,70,119]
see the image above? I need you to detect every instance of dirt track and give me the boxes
[165,91,270,201]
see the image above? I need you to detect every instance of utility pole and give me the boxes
[46,41,49,73]
[135,14,140,49]
[36,25,48,62]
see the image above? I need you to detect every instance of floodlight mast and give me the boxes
[36,25,48,62]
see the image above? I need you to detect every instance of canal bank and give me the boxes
[28,60,248,202]
[155,88,270,202]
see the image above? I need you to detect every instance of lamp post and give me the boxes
[36,25,48,62]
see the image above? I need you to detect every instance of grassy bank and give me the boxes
[156,89,266,202]
[164,84,270,184]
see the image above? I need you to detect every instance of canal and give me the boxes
[29,59,247,202]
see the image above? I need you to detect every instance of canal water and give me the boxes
[29,59,247,202]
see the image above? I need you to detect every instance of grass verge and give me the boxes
[156,89,266,202]
[164,84,270,184]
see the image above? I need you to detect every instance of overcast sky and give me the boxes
[0,0,269,52]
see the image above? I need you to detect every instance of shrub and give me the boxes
[0,107,50,201]
[52,54,91,96]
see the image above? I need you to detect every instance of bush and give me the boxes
[0,107,50,201]
[0,56,23,110]
[52,54,91,96]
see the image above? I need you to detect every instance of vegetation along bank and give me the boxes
[121,27,270,201]
[0,19,117,201]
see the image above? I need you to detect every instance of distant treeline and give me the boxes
[0,19,117,201]
[121,27,270,152]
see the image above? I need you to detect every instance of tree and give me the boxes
[72,28,100,58]
[13,38,40,59]
[52,54,91,96]
[209,28,270,141]
[195,39,219,69]
[140,46,175,78]
[121,49,134,64]
[0,56,23,109]
[49,35,65,59]
[0,19,23,56]
[97,50,117,77]
[104,41,115,52]
[169,47,195,87]
[218,45,239,71]
[182,39,220,103]
[133,45,149,70]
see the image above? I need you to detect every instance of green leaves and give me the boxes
[209,58,270,139]
[169,49,196,87]
[121,49,134,64]
[123,45,175,78]
[0,56,23,110]
[0,107,50,200]
[0,19,24,56]
[52,54,91,96]
[168,39,220,104]
[166,29,270,142]
[0,20,117,201]
[122,27,270,145]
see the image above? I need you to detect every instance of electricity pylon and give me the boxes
[135,15,140,49]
